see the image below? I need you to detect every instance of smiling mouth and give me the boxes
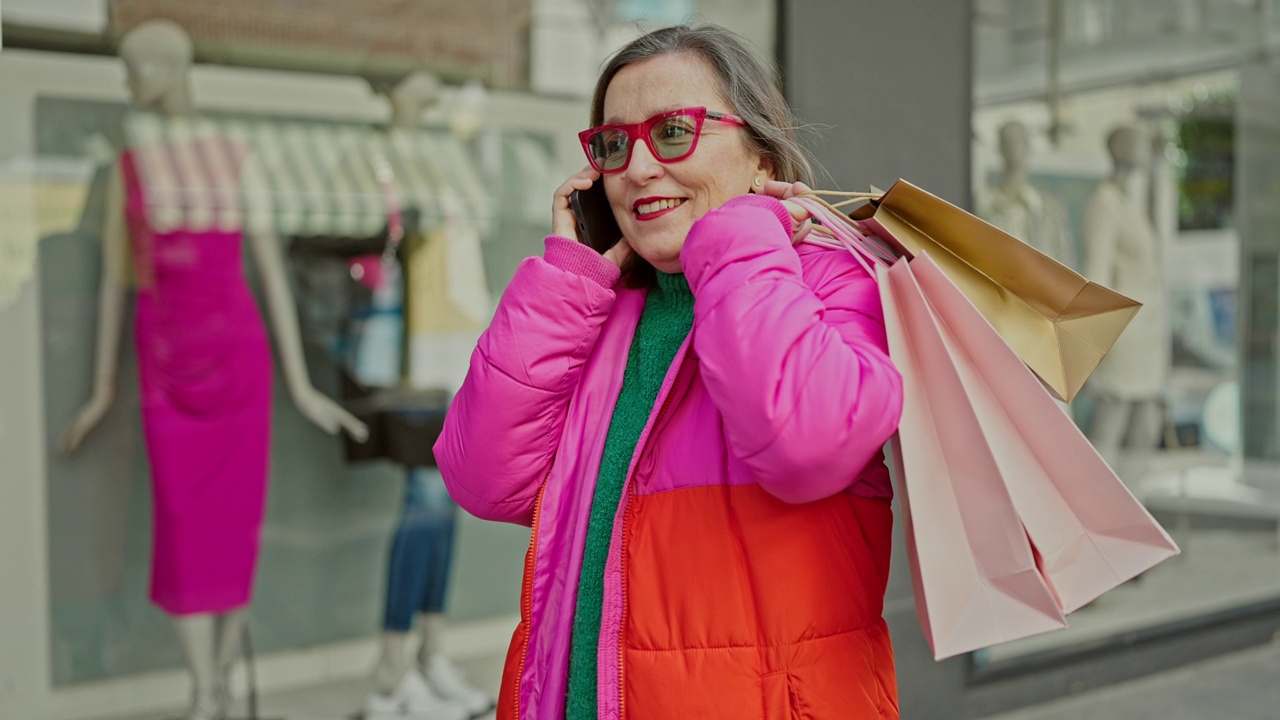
[634,198,686,216]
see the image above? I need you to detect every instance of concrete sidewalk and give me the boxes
[981,641,1280,720]
[115,639,1280,720]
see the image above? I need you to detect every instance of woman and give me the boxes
[435,23,904,720]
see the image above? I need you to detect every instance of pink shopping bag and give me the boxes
[878,258,1068,661]
[908,254,1179,613]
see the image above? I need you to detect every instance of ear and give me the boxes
[748,156,774,194]
[756,154,776,181]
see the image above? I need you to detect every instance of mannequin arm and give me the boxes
[246,227,369,442]
[61,164,128,454]
[1082,193,1119,288]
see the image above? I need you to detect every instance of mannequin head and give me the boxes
[119,20,194,115]
[388,71,442,129]
[1105,125,1150,174]
[449,79,488,140]
[997,120,1032,175]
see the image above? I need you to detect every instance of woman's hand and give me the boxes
[759,179,815,244]
[552,166,633,269]
[551,166,599,242]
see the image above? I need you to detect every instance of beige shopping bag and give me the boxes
[841,180,1141,402]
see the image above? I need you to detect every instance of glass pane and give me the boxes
[971,0,1280,670]
[36,98,547,685]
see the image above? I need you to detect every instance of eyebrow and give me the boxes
[601,105,694,126]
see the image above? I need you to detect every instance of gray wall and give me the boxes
[779,2,974,718]
[1238,64,1280,463]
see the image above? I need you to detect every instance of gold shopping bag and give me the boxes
[839,180,1141,402]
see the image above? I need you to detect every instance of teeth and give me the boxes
[637,198,684,215]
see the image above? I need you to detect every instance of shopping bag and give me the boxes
[800,198,1177,657]
[878,258,1068,661]
[844,180,1142,402]
[908,254,1179,613]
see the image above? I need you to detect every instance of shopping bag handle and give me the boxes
[804,189,882,210]
[790,192,900,275]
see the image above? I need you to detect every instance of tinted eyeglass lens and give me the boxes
[588,128,631,171]
[650,114,698,160]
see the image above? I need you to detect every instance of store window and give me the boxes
[0,2,776,718]
[971,0,1280,669]
[35,97,550,685]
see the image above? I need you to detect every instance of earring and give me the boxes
[753,177,764,189]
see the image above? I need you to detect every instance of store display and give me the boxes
[358,70,494,719]
[979,120,1077,270]
[1081,125,1171,478]
[56,20,366,720]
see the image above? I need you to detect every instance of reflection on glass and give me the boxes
[39,99,553,692]
[978,120,1077,269]
[1081,125,1169,482]
[972,1,1280,670]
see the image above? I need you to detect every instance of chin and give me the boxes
[649,259,683,275]
[630,242,683,275]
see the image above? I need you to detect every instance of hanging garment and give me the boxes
[287,210,449,468]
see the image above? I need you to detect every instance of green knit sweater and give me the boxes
[565,271,695,719]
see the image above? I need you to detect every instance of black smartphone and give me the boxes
[569,181,622,253]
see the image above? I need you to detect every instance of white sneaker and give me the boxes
[422,654,495,718]
[364,668,468,720]
[184,692,224,720]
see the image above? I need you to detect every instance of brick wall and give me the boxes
[109,0,532,88]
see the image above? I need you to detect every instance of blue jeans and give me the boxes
[383,467,458,631]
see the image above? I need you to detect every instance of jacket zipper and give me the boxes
[616,356,692,720]
[514,477,550,720]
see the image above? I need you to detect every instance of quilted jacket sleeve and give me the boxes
[681,194,903,504]
[434,236,620,526]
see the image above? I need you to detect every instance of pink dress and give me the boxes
[120,148,272,616]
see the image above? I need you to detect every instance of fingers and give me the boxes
[760,179,813,200]
[345,418,370,443]
[553,166,600,203]
[341,410,370,442]
[779,197,814,245]
[779,198,813,224]
[551,166,602,241]
[59,428,80,455]
[792,218,814,245]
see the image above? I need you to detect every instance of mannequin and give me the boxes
[59,21,367,720]
[1082,124,1170,482]
[979,120,1076,269]
[362,70,492,720]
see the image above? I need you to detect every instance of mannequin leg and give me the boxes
[1090,394,1135,479]
[414,472,457,674]
[413,471,492,716]
[373,631,412,695]
[173,614,220,720]
[416,612,446,668]
[213,608,249,715]
[366,468,466,720]
[1124,398,1166,486]
[1130,398,1165,451]
[374,468,436,693]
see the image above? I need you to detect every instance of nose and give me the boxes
[624,135,664,186]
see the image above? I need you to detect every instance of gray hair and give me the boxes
[590,24,814,186]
